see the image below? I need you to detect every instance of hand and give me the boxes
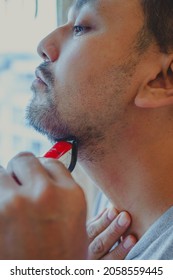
[0,152,87,260]
[87,208,137,259]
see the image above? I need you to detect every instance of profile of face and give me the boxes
[26,0,146,159]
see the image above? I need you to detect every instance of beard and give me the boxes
[26,62,73,143]
[26,92,105,161]
[26,58,137,162]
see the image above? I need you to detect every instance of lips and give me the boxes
[35,68,48,86]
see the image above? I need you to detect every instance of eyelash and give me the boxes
[73,25,90,36]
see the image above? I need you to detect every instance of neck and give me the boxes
[80,133,173,239]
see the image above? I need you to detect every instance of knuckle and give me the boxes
[22,176,52,199]
[106,207,119,222]
[42,158,73,179]
[109,223,122,237]
[42,157,59,166]
[8,152,35,167]
[13,152,34,160]
[35,177,51,191]
[50,159,68,171]
[21,178,54,204]
[87,223,98,239]
[56,160,68,170]
[41,158,63,171]
[101,214,113,228]
[89,237,104,255]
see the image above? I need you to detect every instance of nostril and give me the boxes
[37,41,50,61]
[41,52,49,61]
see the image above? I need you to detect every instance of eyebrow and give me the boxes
[73,0,96,11]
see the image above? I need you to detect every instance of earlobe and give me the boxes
[135,60,173,109]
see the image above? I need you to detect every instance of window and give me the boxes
[30,141,41,155]
[12,135,22,151]
[12,107,24,126]
[0,0,58,166]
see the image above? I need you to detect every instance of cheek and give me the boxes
[55,38,113,86]
[53,39,127,118]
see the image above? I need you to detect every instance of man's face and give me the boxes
[27,0,144,159]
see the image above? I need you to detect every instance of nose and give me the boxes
[37,29,61,62]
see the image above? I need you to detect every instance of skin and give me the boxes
[27,0,142,156]
[87,208,136,259]
[0,0,137,260]
[0,154,135,259]
[28,0,173,241]
[0,154,87,259]
[0,0,173,259]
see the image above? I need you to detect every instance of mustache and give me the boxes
[36,61,55,86]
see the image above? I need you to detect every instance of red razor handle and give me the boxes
[44,141,72,159]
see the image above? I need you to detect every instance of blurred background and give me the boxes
[0,0,71,165]
[0,0,100,218]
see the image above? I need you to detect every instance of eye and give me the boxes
[73,25,90,36]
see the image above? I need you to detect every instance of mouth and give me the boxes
[35,68,48,86]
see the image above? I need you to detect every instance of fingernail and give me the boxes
[117,212,130,227]
[123,236,135,249]
[107,208,118,221]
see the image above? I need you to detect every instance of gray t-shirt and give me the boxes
[125,206,173,260]
[93,193,173,260]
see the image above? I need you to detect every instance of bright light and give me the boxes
[0,0,57,165]
[0,0,57,53]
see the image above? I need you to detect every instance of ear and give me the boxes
[135,57,173,108]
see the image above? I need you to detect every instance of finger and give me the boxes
[7,152,49,187]
[87,208,107,226]
[102,235,137,260]
[87,207,119,243]
[0,166,19,189]
[39,157,77,188]
[88,211,131,260]
[0,166,19,209]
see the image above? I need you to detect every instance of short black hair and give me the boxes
[140,0,173,53]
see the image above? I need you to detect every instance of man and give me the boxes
[1,0,173,259]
